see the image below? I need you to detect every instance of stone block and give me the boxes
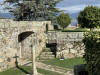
[0,58,4,63]
[70,49,77,54]
[64,53,75,59]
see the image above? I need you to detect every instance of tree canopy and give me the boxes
[78,6,100,29]
[4,0,62,22]
[57,12,71,30]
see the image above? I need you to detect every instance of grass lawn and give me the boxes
[0,57,85,75]
[0,66,62,75]
[37,68,62,75]
[48,28,89,32]
[41,57,85,69]
[62,28,89,32]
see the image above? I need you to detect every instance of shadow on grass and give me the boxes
[13,55,32,75]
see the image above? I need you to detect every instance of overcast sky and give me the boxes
[57,0,100,14]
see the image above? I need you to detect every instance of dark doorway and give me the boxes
[46,43,57,58]
[54,25,58,30]
[18,31,34,42]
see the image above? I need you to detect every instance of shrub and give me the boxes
[83,31,100,75]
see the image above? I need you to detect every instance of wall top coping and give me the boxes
[0,19,51,28]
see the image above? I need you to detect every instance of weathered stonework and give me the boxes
[47,32,85,59]
[0,19,52,71]
[0,19,85,72]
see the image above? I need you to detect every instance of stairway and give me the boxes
[39,48,55,60]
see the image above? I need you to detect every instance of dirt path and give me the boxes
[36,62,73,75]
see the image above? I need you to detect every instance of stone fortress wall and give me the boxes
[0,19,85,71]
[0,19,52,71]
[47,32,85,58]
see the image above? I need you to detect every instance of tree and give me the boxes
[4,0,62,22]
[78,6,100,30]
[57,12,71,30]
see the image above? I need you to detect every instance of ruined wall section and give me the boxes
[47,32,85,58]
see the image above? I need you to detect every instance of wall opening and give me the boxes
[46,43,57,58]
[18,31,34,59]
[18,31,34,42]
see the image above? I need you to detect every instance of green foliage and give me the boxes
[4,0,63,22]
[83,31,100,75]
[57,13,71,30]
[78,6,100,29]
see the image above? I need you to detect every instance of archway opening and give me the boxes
[46,43,57,58]
[18,31,34,42]
[18,31,34,59]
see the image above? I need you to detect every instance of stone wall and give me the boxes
[0,19,85,71]
[47,32,85,58]
[0,19,51,71]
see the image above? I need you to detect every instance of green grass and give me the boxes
[48,28,89,32]
[0,58,85,75]
[0,66,31,75]
[62,29,88,32]
[38,68,62,75]
[42,57,85,69]
[0,66,62,75]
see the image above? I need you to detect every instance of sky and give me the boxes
[56,0,100,26]
[0,0,5,13]
[0,0,100,13]
[57,0,100,14]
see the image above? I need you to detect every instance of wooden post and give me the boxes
[19,42,22,58]
[32,43,37,75]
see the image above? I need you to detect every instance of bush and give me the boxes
[83,31,100,75]
[57,12,71,30]
[78,6,100,30]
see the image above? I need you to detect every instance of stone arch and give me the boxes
[18,31,35,59]
[18,31,34,42]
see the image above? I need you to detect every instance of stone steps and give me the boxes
[40,55,55,57]
[39,52,55,60]
[39,56,55,60]
[41,52,54,55]
[43,48,51,52]
[39,48,55,60]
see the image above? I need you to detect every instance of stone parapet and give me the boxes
[0,19,51,29]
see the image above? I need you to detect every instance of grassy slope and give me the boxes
[42,57,85,69]
[0,66,62,75]
[37,68,62,75]
[0,57,85,75]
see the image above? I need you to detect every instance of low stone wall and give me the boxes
[47,32,85,58]
[57,41,85,58]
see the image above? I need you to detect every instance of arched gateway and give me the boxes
[0,19,52,72]
[18,31,35,59]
